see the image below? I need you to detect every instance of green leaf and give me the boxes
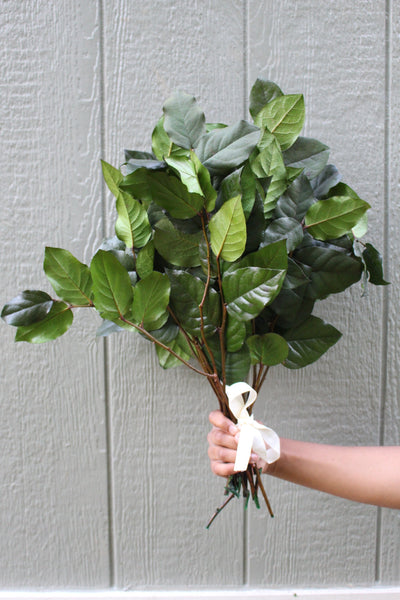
[2,290,53,326]
[224,346,251,385]
[165,151,217,211]
[251,130,286,179]
[91,250,133,320]
[283,137,329,179]
[154,325,192,369]
[101,160,123,197]
[15,301,73,343]
[118,168,152,207]
[352,212,368,239]
[44,247,92,306]
[98,237,136,273]
[163,91,206,149]
[226,315,247,352]
[295,242,363,300]
[209,195,246,261]
[195,120,260,175]
[115,191,152,249]
[249,78,283,118]
[132,271,170,331]
[136,239,155,279]
[146,171,203,219]
[123,158,165,174]
[206,122,227,132]
[263,217,304,252]
[154,218,202,267]
[124,149,154,162]
[270,286,315,328]
[246,333,289,366]
[152,117,172,160]
[255,94,305,151]
[362,243,389,286]
[228,239,288,272]
[305,196,370,241]
[283,316,342,369]
[167,270,220,337]
[223,267,286,321]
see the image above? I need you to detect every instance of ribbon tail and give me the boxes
[260,427,281,464]
[234,423,254,472]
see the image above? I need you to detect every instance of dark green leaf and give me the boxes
[224,346,251,385]
[146,171,203,218]
[15,301,73,343]
[123,158,165,174]
[152,117,172,160]
[91,250,133,320]
[163,91,206,149]
[195,120,260,175]
[246,333,289,366]
[226,315,247,352]
[263,217,303,252]
[209,195,246,261]
[43,247,92,306]
[270,287,315,328]
[283,316,342,369]
[154,218,202,267]
[249,78,283,118]
[282,258,312,289]
[124,149,154,162]
[294,242,363,300]
[240,163,256,218]
[206,122,228,132]
[362,243,389,286]
[2,290,53,326]
[136,239,155,279]
[165,151,217,211]
[167,270,220,337]
[305,196,370,241]
[255,94,305,151]
[132,271,170,331]
[98,237,136,272]
[275,173,314,221]
[115,191,152,249]
[283,137,329,179]
[311,164,341,198]
[245,195,266,253]
[223,266,286,321]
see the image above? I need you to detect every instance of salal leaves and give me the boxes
[283,316,342,369]
[131,272,170,331]
[209,195,246,261]
[44,247,93,306]
[254,94,305,151]
[163,91,205,149]
[305,195,370,241]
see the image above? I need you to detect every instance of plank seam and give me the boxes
[375,0,392,584]
[98,0,116,587]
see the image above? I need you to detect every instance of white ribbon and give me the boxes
[226,382,280,472]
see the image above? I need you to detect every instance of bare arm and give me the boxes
[208,410,400,509]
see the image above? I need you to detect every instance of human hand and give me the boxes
[207,410,265,477]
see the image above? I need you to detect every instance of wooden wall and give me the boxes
[0,0,398,592]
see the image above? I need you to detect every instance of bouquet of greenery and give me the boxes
[2,79,387,525]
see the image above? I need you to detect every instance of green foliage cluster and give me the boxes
[2,79,386,389]
[2,79,388,519]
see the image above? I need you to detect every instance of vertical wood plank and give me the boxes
[102,0,246,587]
[247,0,386,587]
[0,1,110,588]
[379,0,400,584]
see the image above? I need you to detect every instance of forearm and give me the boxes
[268,439,400,509]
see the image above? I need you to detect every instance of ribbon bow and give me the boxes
[225,382,280,472]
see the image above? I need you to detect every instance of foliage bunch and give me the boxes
[2,79,387,521]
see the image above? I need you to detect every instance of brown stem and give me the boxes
[120,316,218,380]
[198,212,218,376]
[216,256,227,389]
[254,467,274,517]
[206,493,235,529]
[256,365,270,393]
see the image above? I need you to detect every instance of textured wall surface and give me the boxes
[0,0,398,593]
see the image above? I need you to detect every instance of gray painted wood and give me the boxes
[379,0,400,584]
[1,0,399,591]
[247,0,387,587]
[101,0,245,588]
[0,1,110,588]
